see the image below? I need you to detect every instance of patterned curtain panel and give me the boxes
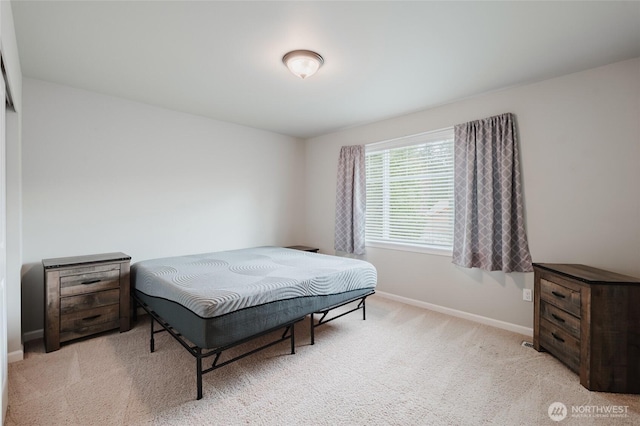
[334,145,366,255]
[452,113,533,272]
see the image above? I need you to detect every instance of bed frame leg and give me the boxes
[150,317,155,353]
[290,322,296,354]
[363,298,367,320]
[196,347,203,400]
[310,313,315,345]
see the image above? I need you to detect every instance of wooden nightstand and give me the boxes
[43,252,132,352]
[286,245,319,253]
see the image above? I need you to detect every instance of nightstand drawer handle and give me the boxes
[551,313,566,323]
[81,279,102,285]
[82,315,101,321]
[551,332,565,343]
[551,291,566,299]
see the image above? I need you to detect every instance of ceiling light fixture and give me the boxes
[282,50,324,79]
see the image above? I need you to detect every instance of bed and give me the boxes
[131,246,377,399]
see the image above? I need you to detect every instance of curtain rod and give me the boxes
[365,126,453,148]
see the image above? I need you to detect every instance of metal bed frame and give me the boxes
[134,290,375,400]
[310,290,374,345]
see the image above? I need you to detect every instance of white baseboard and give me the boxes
[374,291,533,337]
[22,329,43,342]
[8,348,24,363]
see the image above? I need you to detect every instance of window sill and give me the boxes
[365,241,452,257]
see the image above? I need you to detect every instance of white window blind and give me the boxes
[365,128,455,253]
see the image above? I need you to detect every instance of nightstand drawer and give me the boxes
[60,269,121,296]
[60,289,120,315]
[540,278,581,317]
[540,318,580,373]
[60,304,120,339]
[540,301,580,339]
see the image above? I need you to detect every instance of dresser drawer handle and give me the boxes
[551,332,565,343]
[82,315,101,321]
[81,279,102,285]
[551,291,566,299]
[551,313,566,323]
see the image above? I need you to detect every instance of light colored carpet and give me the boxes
[6,295,640,425]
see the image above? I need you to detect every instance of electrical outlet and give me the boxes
[523,288,532,302]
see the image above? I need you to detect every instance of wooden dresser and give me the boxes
[43,252,132,352]
[533,263,640,394]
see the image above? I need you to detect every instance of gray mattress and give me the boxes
[132,247,377,348]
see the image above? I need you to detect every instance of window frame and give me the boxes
[365,127,455,257]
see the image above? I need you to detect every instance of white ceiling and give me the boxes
[11,1,640,139]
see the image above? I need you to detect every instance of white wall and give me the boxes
[304,58,640,330]
[21,78,305,336]
[16,56,640,340]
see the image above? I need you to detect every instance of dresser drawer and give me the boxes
[60,289,120,315]
[540,278,581,317]
[60,304,120,342]
[540,301,580,339]
[539,318,580,373]
[60,269,121,296]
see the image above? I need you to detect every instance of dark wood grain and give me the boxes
[119,261,131,332]
[539,318,580,372]
[43,252,130,269]
[533,263,640,394]
[60,289,120,314]
[534,263,639,284]
[59,268,120,296]
[540,278,581,317]
[533,268,541,351]
[60,304,120,334]
[43,253,131,352]
[44,269,61,352]
[540,302,580,339]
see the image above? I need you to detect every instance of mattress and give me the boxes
[132,246,377,319]
[135,287,375,349]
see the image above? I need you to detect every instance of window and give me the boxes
[365,128,454,255]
